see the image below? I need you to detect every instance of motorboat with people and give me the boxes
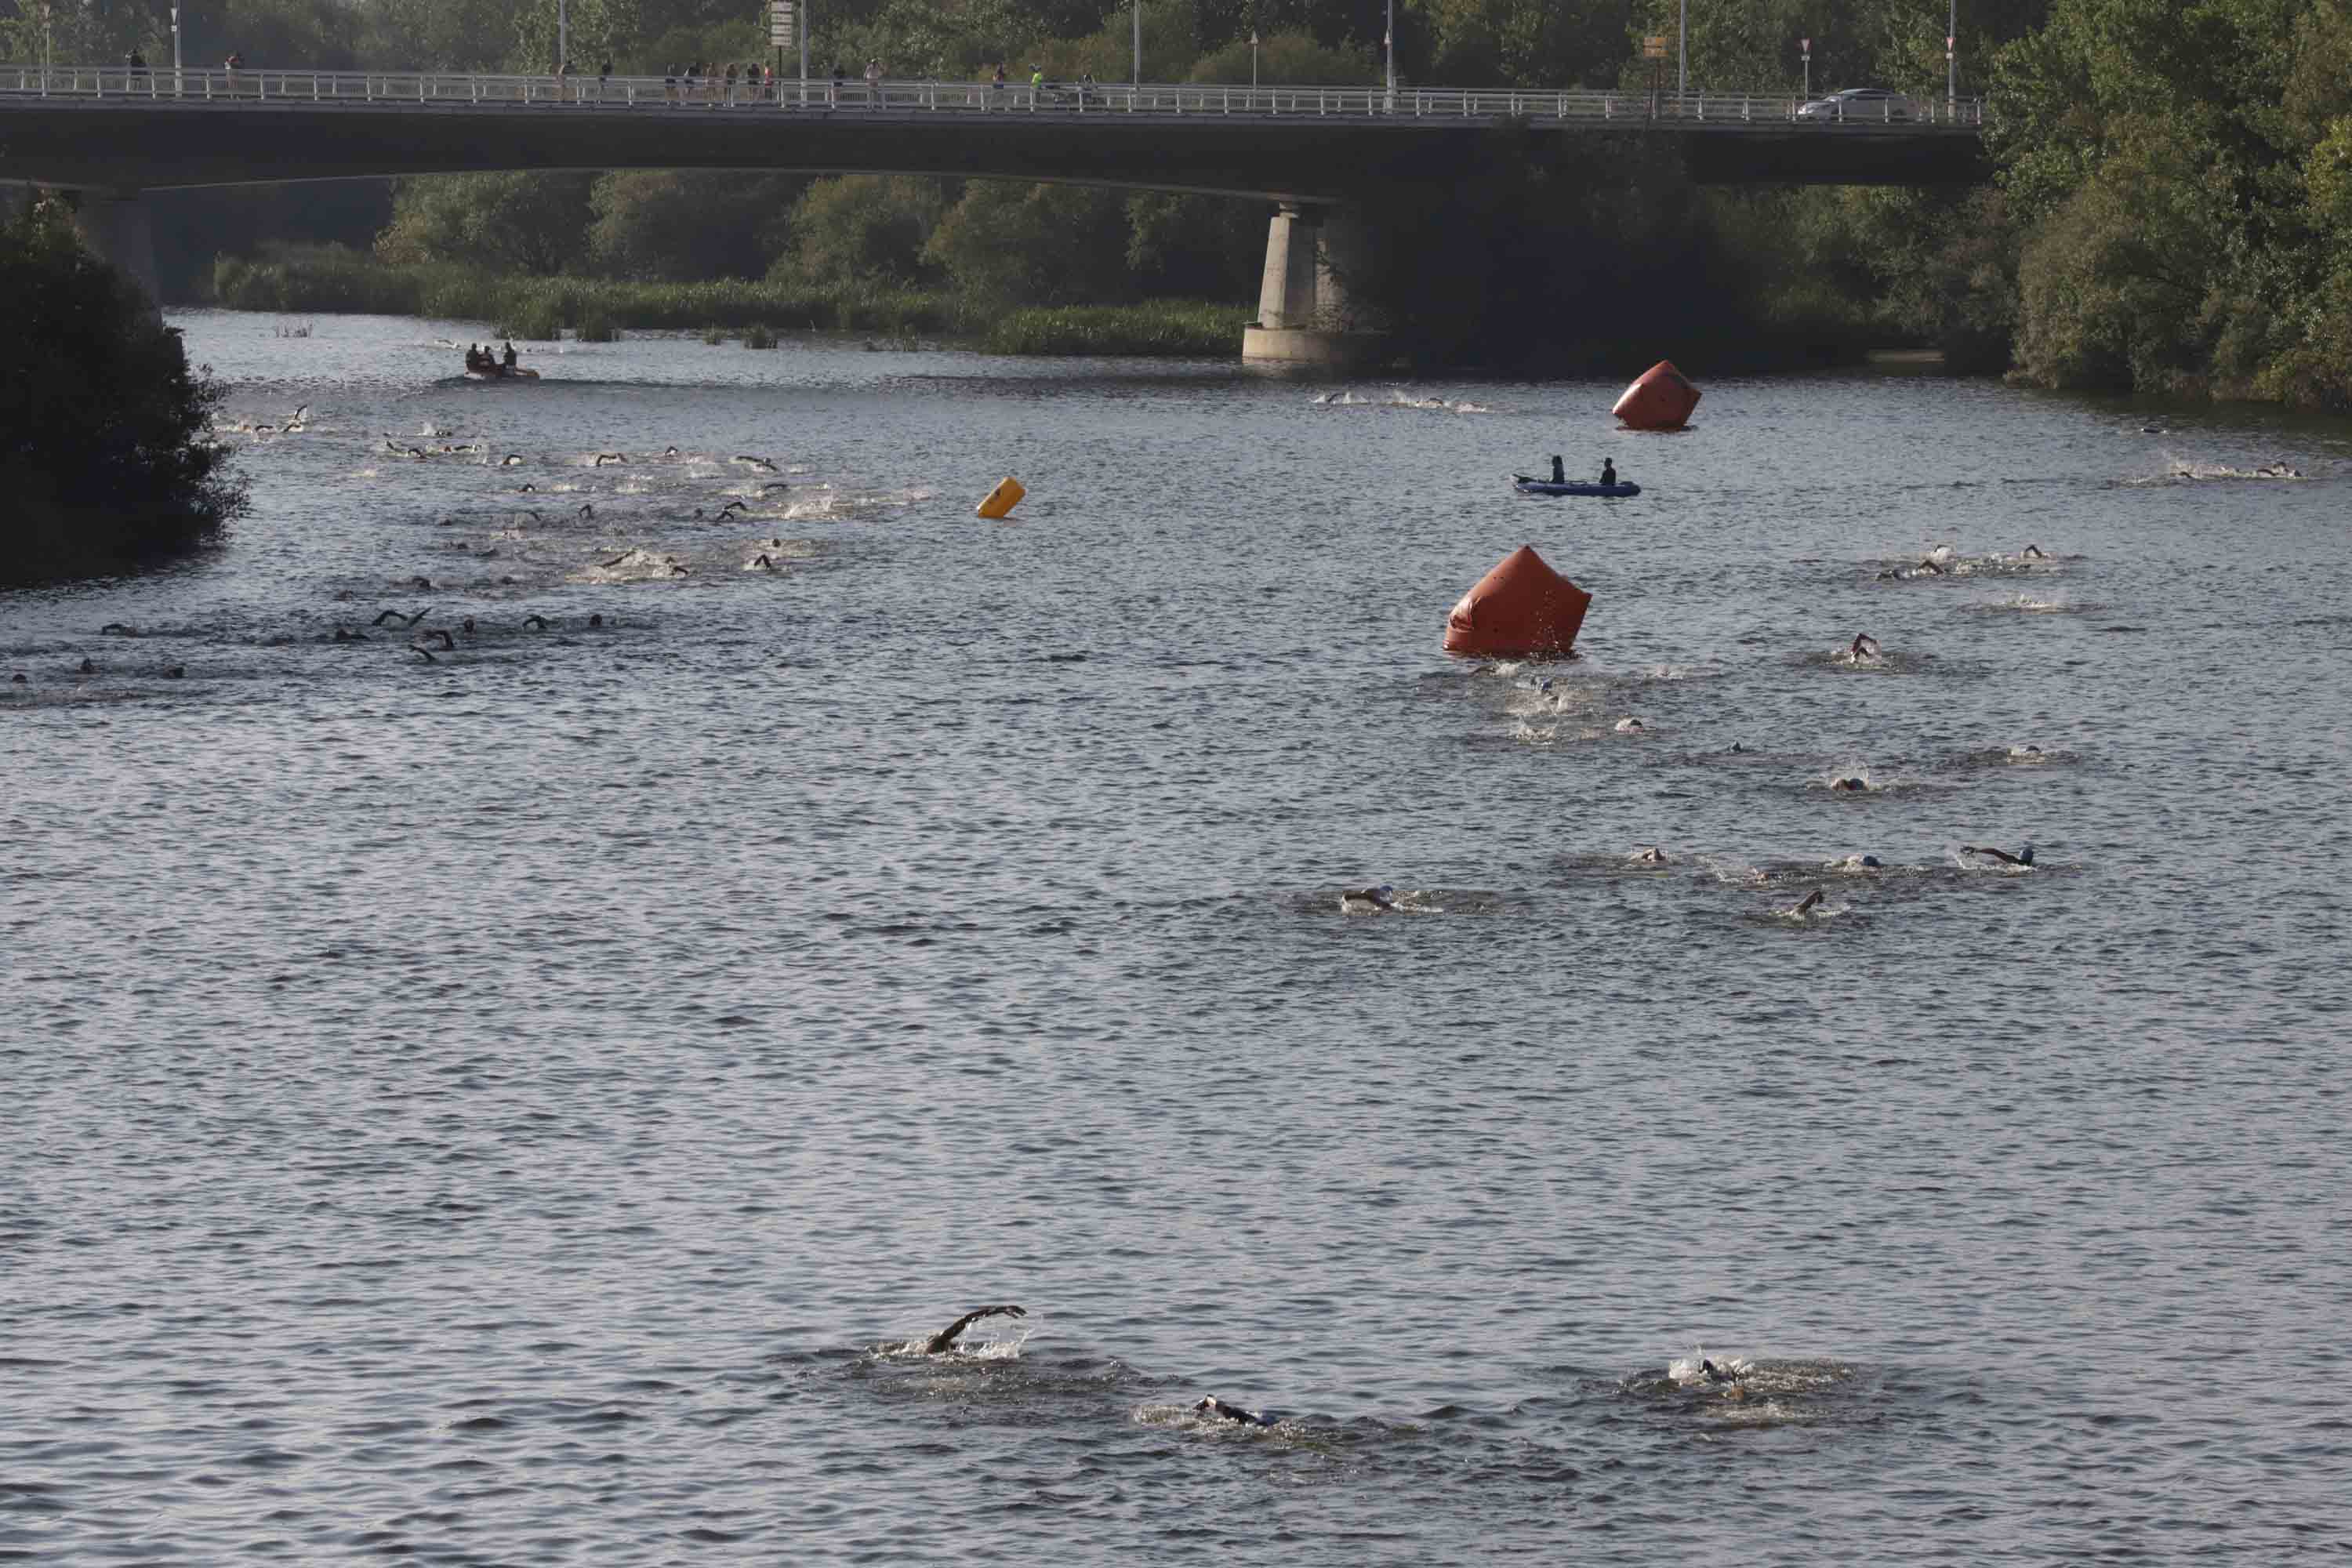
[462,341,540,382]
[1515,454,1639,497]
[1514,477,1639,497]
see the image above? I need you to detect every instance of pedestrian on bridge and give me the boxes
[866,58,884,105]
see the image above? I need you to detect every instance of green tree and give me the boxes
[586,171,806,280]
[924,180,1131,301]
[1186,28,1371,82]
[376,172,597,274]
[0,199,244,583]
[775,175,949,285]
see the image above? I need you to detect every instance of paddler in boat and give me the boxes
[501,339,519,371]
[1599,457,1619,488]
[1550,455,1566,485]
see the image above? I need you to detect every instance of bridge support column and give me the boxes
[67,188,163,315]
[1242,203,1387,368]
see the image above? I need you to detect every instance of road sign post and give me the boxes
[768,0,801,101]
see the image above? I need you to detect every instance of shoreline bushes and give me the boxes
[2,201,245,586]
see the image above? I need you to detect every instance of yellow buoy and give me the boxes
[975,477,1025,519]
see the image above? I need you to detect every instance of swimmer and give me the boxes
[1828,854,1882,870]
[1961,843,2035,866]
[372,607,430,627]
[404,445,426,459]
[719,501,748,516]
[662,445,680,457]
[101,622,137,636]
[460,617,477,634]
[162,666,183,679]
[761,481,791,492]
[1628,845,1670,864]
[1340,885,1397,911]
[1194,1396,1277,1428]
[2022,543,2048,559]
[588,614,604,628]
[598,552,631,568]
[1849,633,1880,660]
[1832,777,1868,792]
[523,614,550,630]
[76,656,96,674]
[1915,557,1945,575]
[670,564,691,577]
[417,629,456,651]
[1787,890,1824,916]
[332,628,366,643]
[519,484,535,493]
[1699,1359,1743,1385]
[735,456,779,472]
[409,644,437,662]
[9,673,24,684]
[1614,717,1646,733]
[593,452,626,466]
[751,553,777,571]
[922,1304,1026,1354]
[578,503,593,518]
[501,454,524,466]
[412,576,434,590]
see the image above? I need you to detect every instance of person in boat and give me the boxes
[1962,843,2035,866]
[922,1304,1025,1354]
[1550,455,1566,485]
[463,344,481,372]
[502,339,518,370]
[1599,458,1618,488]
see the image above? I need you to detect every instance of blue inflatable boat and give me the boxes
[1514,476,1640,498]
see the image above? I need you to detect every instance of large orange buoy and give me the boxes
[1443,545,1592,658]
[1610,360,1700,430]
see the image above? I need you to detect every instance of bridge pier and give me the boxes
[1241,203,1387,368]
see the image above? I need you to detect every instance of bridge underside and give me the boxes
[2,99,1986,362]
[0,101,1987,200]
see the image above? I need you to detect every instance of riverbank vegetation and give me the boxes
[24,0,2352,400]
[1,201,244,585]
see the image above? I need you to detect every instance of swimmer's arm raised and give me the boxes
[923,1304,1026,1353]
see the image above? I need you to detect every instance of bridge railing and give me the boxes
[0,65,1986,125]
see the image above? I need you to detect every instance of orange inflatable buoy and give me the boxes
[975,476,1025,519]
[1443,545,1592,658]
[1610,360,1700,430]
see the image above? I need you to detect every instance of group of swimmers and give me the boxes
[910,1303,1755,1427]
[914,1304,1281,1425]
[464,341,520,375]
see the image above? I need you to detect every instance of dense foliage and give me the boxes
[0,201,243,583]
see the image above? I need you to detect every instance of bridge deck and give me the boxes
[1,67,1990,196]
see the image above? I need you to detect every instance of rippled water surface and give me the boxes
[7,314,2351,1563]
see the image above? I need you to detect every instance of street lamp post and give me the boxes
[559,0,568,74]
[1800,36,1809,100]
[1250,30,1258,93]
[1677,0,1686,96]
[1947,0,1957,116]
[1383,0,1393,109]
[1132,0,1141,86]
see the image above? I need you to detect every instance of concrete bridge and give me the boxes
[2,64,1991,362]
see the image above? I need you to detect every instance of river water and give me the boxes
[5,312,2350,1563]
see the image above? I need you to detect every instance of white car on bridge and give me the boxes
[1796,87,1915,122]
